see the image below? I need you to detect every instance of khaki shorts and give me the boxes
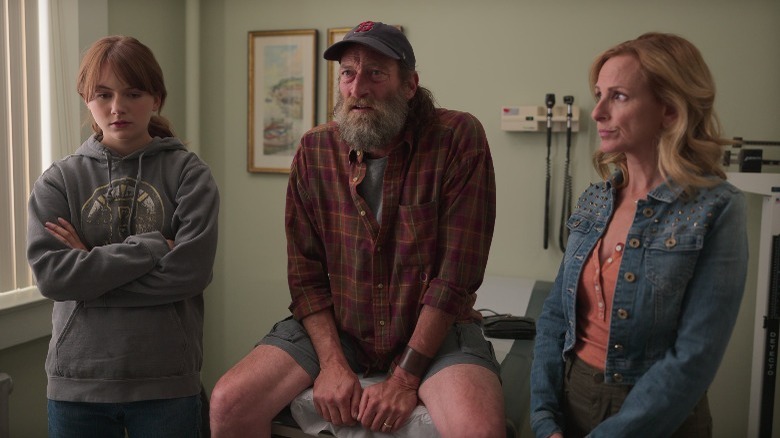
[258,316,501,383]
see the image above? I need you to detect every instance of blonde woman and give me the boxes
[531,33,747,438]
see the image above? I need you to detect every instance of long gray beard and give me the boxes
[334,90,409,154]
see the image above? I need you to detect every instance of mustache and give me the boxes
[343,97,374,108]
[334,90,409,151]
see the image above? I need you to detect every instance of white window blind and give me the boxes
[0,0,40,296]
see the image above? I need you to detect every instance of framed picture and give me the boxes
[248,29,317,173]
[326,25,403,121]
[326,27,351,121]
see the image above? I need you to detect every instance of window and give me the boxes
[0,0,84,349]
[1,0,41,298]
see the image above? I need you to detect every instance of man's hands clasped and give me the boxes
[312,364,362,427]
[312,363,420,433]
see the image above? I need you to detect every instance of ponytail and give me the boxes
[149,115,175,138]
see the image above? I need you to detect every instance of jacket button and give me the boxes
[623,272,636,282]
[613,373,624,383]
[617,309,629,319]
[628,238,641,248]
[643,207,654,217]
[614,343,624,351]
[665,237,677,248]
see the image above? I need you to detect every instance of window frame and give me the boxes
[0,0,87,349]
[1,0,41,298]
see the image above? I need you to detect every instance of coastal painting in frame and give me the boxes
[248,29,317,173]
[326,25,403,121]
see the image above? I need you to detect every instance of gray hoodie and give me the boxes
[26,134,219,403]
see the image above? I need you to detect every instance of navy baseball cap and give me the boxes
[323,21,415,69]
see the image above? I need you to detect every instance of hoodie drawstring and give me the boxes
[103,149,146,236]
[104,152,115,201]
[127,151,146,235]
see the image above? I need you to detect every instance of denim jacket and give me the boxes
[530,175,748,438]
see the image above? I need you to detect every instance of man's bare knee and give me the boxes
[210,373,270,434]
[209,375,243,426]
[421,364,506,438]
[210,345,313,436]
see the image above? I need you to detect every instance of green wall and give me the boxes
[1,0,778,436]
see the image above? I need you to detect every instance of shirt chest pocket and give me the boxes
[395,200,438,267]
[644,229,703,295]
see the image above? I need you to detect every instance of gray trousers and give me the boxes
[562,355,712,437]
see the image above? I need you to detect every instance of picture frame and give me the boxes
[248,29,317,173]
[326,27,352,122]
[326,25,403,121]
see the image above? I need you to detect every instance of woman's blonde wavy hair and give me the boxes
[589,32,727,197]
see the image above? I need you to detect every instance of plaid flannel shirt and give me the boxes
[285,108,496,369]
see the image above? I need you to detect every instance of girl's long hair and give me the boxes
[77,35,174,138]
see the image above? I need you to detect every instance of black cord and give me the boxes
[476,308,513,318]
[559,96,574,252]
[544,94,555,250]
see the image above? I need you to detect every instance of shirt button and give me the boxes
[352,176,358,182]
[617,308,629,319]
[615,244,623,252]
[623,272,636,282]
[628,238,641,248]
[377,283,383,289]
[376,246,382,252]
[379,320,385,326]
[607,257,613,263]
[613,373,624,383]
[642,207,654,217]
[614,343,624,351]
[360,210,366,216]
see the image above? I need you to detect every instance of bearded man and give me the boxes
[210,21,503,438]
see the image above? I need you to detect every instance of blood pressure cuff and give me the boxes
[481,315,536,340]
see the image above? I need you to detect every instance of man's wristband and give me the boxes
[397,345,432,378]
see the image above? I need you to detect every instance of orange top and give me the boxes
[574,239,625,370]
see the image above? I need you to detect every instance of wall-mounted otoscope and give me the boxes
[543,93,555,250]
[559,95,574,251]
